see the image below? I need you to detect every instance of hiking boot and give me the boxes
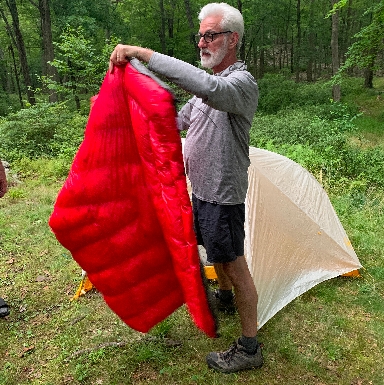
[206,339,263,373]
[213,289,236,314]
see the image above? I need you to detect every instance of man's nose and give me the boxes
[198,38,207,49]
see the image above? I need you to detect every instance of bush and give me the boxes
[257,74,331,114]
[11,157,73,182]
[249,102,384,189]
[251,104,356,151]
[0,102,86,162]
[0,91,21,117]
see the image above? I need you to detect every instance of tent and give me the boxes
[200,145,361,329]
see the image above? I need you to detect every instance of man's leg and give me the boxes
[206,256,263,373]
[213,263,236,313]
[222,256,258,337]
[213,263,232,290]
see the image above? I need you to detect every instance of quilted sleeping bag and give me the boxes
[49,60,217,338]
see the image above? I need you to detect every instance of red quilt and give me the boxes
[49,61,217,337]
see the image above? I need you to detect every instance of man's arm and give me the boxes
[109,45,154,73]
[109,45,258,117]
[148,53,258,117]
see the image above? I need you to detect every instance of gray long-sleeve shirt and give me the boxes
[148,52,258,205]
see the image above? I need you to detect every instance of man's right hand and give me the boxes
[109,44,154,73]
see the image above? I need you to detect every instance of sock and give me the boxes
[239,335,258,354]
[218,289,233,302]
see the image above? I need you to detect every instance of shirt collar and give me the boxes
[215,61,247,76]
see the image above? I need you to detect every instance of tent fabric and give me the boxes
[49,61,217,338]
[181,139,361,329]
[244,147,362,329]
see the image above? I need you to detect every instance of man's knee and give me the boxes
[222,256,246,280]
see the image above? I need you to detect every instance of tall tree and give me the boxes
[183,0,198,60]
[306,0,316,81]
[331,0,383,88]
[2,0,35,105]
[0,7,23,106]
[331,0,341,101]
[29,0,59,102]
[295,0,301,81]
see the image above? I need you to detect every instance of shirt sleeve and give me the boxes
[177,97,195,131]
[148,53,258,116]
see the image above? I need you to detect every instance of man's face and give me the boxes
[198,15,230,71]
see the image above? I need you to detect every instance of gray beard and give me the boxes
[200,41,228,69]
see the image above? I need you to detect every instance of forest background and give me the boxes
[0,0,384,384]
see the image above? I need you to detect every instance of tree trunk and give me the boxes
[237,0,245,61]
[344,0,353,60]
[331,0,340,101]
[258,23,265,78]
[285,0,293,72]
[0,7,22,105]
[183,0,198,60]
[295,0,301,82]
[259,48,265,79]
[158,0,166,54]
[5,0,36,105]
[167,0,176,57]
[363,11,376,89]
[306,0,315,82]
[364,68,374,88]
[9,44,23,107]
[38,0,59,102]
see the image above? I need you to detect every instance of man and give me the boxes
[110,2,262,373]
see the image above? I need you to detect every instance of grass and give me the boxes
[1,79,384,384]
[1,164,383,385]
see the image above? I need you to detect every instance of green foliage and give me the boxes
[336,2,384,76]
[257,75,331,114]
[11,157,72,183]
[326,0,348,18]
[0,102,86,162]
[251,87,384,189]
[252,102,356,151]
[0,90,20,117]
[41,26,118,102]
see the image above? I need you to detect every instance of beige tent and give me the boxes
[192,144,362,329]
[243,147,362,328]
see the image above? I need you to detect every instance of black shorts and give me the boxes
[192,194,245,264]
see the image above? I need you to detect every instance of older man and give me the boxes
[110,2,263,373]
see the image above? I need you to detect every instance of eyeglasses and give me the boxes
[194,31,232,44]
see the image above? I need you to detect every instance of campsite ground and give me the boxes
[0,80,383,384]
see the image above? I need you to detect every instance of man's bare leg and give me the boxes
[206,256,263,373]
[214,263,233,290]
[222,256,258,337]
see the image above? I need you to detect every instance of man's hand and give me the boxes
[109,44,154,73]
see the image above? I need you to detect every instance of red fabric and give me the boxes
[49,63,217,337]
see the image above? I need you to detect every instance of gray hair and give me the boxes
[198,3,244,51]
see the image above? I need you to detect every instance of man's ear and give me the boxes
[229,31,239,49]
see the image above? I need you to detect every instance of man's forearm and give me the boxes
[134,47,154,63]
[110,44,154,71]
